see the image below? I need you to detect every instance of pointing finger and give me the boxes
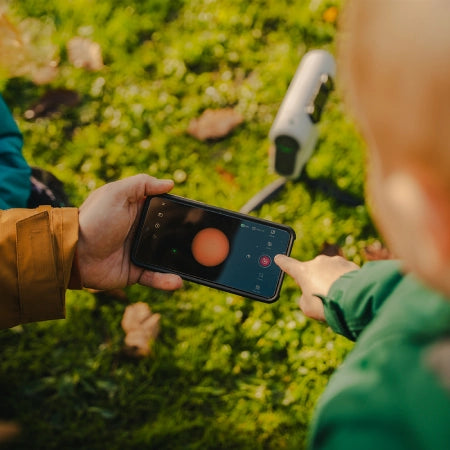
[274,254,304,280]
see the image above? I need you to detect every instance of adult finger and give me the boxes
[121,174,174,202]
[138,270,183,291]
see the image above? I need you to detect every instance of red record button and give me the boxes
[259,255,272,268]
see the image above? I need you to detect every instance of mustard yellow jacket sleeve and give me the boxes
[0,206,79,329]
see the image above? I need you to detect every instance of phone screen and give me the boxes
[131,194,295,302]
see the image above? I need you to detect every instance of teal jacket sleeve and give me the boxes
[0,94,31,209]
[321,260,404,341]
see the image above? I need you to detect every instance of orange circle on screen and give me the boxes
[191,228,230,267]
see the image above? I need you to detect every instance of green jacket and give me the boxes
[309,261,450,449]
[0,94,31,209]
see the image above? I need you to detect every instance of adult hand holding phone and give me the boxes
[77,174,183,291]
[274,254,359,321]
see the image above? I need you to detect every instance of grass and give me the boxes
[0,0,380,448]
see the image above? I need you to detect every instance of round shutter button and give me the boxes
[259,255,272,268]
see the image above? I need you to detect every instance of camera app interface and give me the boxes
[134,197,293,299]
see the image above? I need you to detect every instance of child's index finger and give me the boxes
[274,254,305,280]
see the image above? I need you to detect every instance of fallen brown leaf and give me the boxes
[0,13,25,76]
[67,36,103,71]
[24,88,80,119]
[187,108,244,141]
[0,13,59,85]
[319,242,343,257]
[121,302,161,357]
[30,64,59,85]
[215,165,238,186]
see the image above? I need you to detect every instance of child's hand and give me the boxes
[77,174,183,291]
[274,254,359,321]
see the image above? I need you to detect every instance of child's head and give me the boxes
[338,0,450,295]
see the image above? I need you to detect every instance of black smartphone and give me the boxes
[131,194,296,303]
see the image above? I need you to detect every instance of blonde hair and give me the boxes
[338,0,450,184]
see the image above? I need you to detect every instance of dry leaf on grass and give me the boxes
[67,36,103,71]
[319,242,343,257]
[187,108,244,141]
[215,165,238,187]
[24,88,80,119]
[0,13,58,85]
[121,302,161,357]
[30,65,59,85]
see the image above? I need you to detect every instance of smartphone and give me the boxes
[131,194,295,303]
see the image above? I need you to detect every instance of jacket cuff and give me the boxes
[321,261,404,341]
[16,206,79,324]
[68,248,83,290]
